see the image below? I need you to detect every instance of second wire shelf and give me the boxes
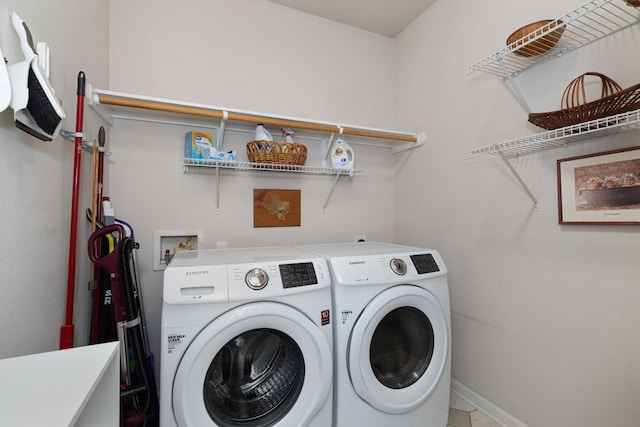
[182,158,365,176]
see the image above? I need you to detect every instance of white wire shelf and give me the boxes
[182,158,365,176]
[466,0,640,78]
[465,108,640,159]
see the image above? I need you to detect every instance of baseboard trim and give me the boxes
[450,378,528,427]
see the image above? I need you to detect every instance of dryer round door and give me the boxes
[172,302,332,427]
[348,285,448,414]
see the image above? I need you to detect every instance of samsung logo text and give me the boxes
[186,270,209,276]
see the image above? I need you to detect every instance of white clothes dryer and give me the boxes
[302,242,451,427]
[160,247,333,427]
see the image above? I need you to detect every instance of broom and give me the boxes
[7,12,66,141]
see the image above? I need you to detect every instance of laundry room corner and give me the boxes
[0,0,109,359]
[1,0,640,426]
[393,0,640,426]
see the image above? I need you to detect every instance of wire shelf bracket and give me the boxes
[499,152,539,210]
[182,159,364,212]
[466,109,640,210]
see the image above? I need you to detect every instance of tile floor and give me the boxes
[448,390,503,427]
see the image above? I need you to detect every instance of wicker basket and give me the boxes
[528,72,640,130]
[506,19,565,57]
[246,140,307,165]
[626,0,640,7]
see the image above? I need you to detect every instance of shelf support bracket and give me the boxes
[498,59,531,114]
[499,152,538,210]
[215,164,221,215]
[86,84,115,126]
[322,134,336,168]
[210,113,228,214]
[392,132,426,154]
[216,112,228,151]
[323,173,342,212]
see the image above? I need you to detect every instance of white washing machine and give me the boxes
[302,242,451,427]
[160,246,333,427]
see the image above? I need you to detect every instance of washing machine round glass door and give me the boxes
[172,301,332,426]
[348,284,448,414]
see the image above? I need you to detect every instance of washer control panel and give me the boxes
[324,251,446,285]
[410,253,440,274]
[228,258,329,300]
[279,262,318,288]
[163,247,330,303]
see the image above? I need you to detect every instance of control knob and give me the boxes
[389,258,407,275]
[245,268,269,289]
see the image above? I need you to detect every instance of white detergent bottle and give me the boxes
[255,123,273,141]
[330,138,355,169]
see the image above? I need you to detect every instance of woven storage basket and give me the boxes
[528,72,640,130]
[626,0,640,7]
[246,140,307,165]
[506,19,565,57]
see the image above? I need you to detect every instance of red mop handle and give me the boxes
[60,71,86,350]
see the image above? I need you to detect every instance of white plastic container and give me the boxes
[330,138,355,169]
[254,124,273,141]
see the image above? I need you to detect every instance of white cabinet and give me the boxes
[0,342,119,427]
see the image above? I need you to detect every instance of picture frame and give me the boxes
[253,189,301,228]
[557,146,640,225]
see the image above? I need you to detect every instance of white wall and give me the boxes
[108,0,398,379]
[394,0,640,426]
[109,0,395,126]
[6,1,635,425]
[0,0,108,358]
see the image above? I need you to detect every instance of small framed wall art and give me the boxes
[253,189,301,227]
[557,145,640,225]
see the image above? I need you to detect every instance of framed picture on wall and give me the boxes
[557,146,640,225]
[253,189,301,227]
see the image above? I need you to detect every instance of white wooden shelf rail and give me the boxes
[87,86,423,148]
[87,86,423,211]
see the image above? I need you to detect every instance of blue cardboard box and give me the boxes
[184,131,213,160]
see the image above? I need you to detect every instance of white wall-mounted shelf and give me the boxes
[87,86,424,212]
[183,158,365,212]
[182,158,365,176]
[467,0,639,80]
[467,0,640,113]
[465,108,640,159]
[464,0,640,209]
